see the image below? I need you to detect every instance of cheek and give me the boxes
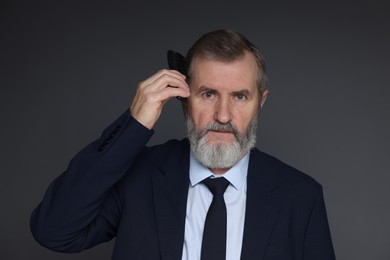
[233,108,257,133]
[188,103,214,129]
[191,110,212,129]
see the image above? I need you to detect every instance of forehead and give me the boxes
[189,52,258,93]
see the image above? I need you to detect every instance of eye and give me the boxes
[202,91,215,99]
[234,93,247,101]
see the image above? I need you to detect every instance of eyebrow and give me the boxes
[196,85,215,94]
[232,89,251,97]
[197,85,253,97]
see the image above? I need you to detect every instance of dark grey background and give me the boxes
[1,0,389,259]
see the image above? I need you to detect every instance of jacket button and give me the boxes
[114,125,121,133]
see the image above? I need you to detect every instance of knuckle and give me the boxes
[158,69,169,75]
[137,81,146,88]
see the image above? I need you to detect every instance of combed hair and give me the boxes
[185,29,268,94]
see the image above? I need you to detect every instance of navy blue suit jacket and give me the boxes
[31,111,335,259]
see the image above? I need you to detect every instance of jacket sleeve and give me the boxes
[30,110,153,252]
[303,186,336,260]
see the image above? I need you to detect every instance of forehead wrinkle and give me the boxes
[189,54,259,98]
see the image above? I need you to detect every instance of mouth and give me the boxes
[208,129,233,134]
[196,121,239,143]
[207,130,235,141]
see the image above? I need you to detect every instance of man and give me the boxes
[31,29,336,260]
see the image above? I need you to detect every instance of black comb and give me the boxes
[167,50,187,75]
[167,50,188,101]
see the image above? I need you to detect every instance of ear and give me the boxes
[260,90,269,108]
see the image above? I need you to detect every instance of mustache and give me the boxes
[198,122,240,139]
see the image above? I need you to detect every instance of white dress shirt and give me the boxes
[182,151,249,260]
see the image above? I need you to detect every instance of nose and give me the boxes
[214,98,232,124]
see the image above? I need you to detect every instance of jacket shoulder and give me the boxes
[129,138,189,169]
[144,138,187,156]
[251,148,322,193]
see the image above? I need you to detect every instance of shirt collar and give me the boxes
[189,151,250,190]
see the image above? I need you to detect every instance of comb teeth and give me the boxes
[167,50,188,102]
[167,50,187,76]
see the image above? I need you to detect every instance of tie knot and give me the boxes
[202,177,230,196]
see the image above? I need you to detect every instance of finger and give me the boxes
[168,69,186,79]
[151,71,187,89]
[141,69,186,86]
[146,73,189,93]
[157,85,191,101]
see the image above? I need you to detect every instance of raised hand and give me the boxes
[130,69,190,129]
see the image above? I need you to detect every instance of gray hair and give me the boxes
[185,29,268,95]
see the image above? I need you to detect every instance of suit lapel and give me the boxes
[152,140,190,260]
[151,143,284,259]
[240,149,284,260]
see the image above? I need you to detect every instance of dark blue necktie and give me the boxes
[201,177,230,260]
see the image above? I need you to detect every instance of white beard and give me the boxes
[186,116,257,169]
